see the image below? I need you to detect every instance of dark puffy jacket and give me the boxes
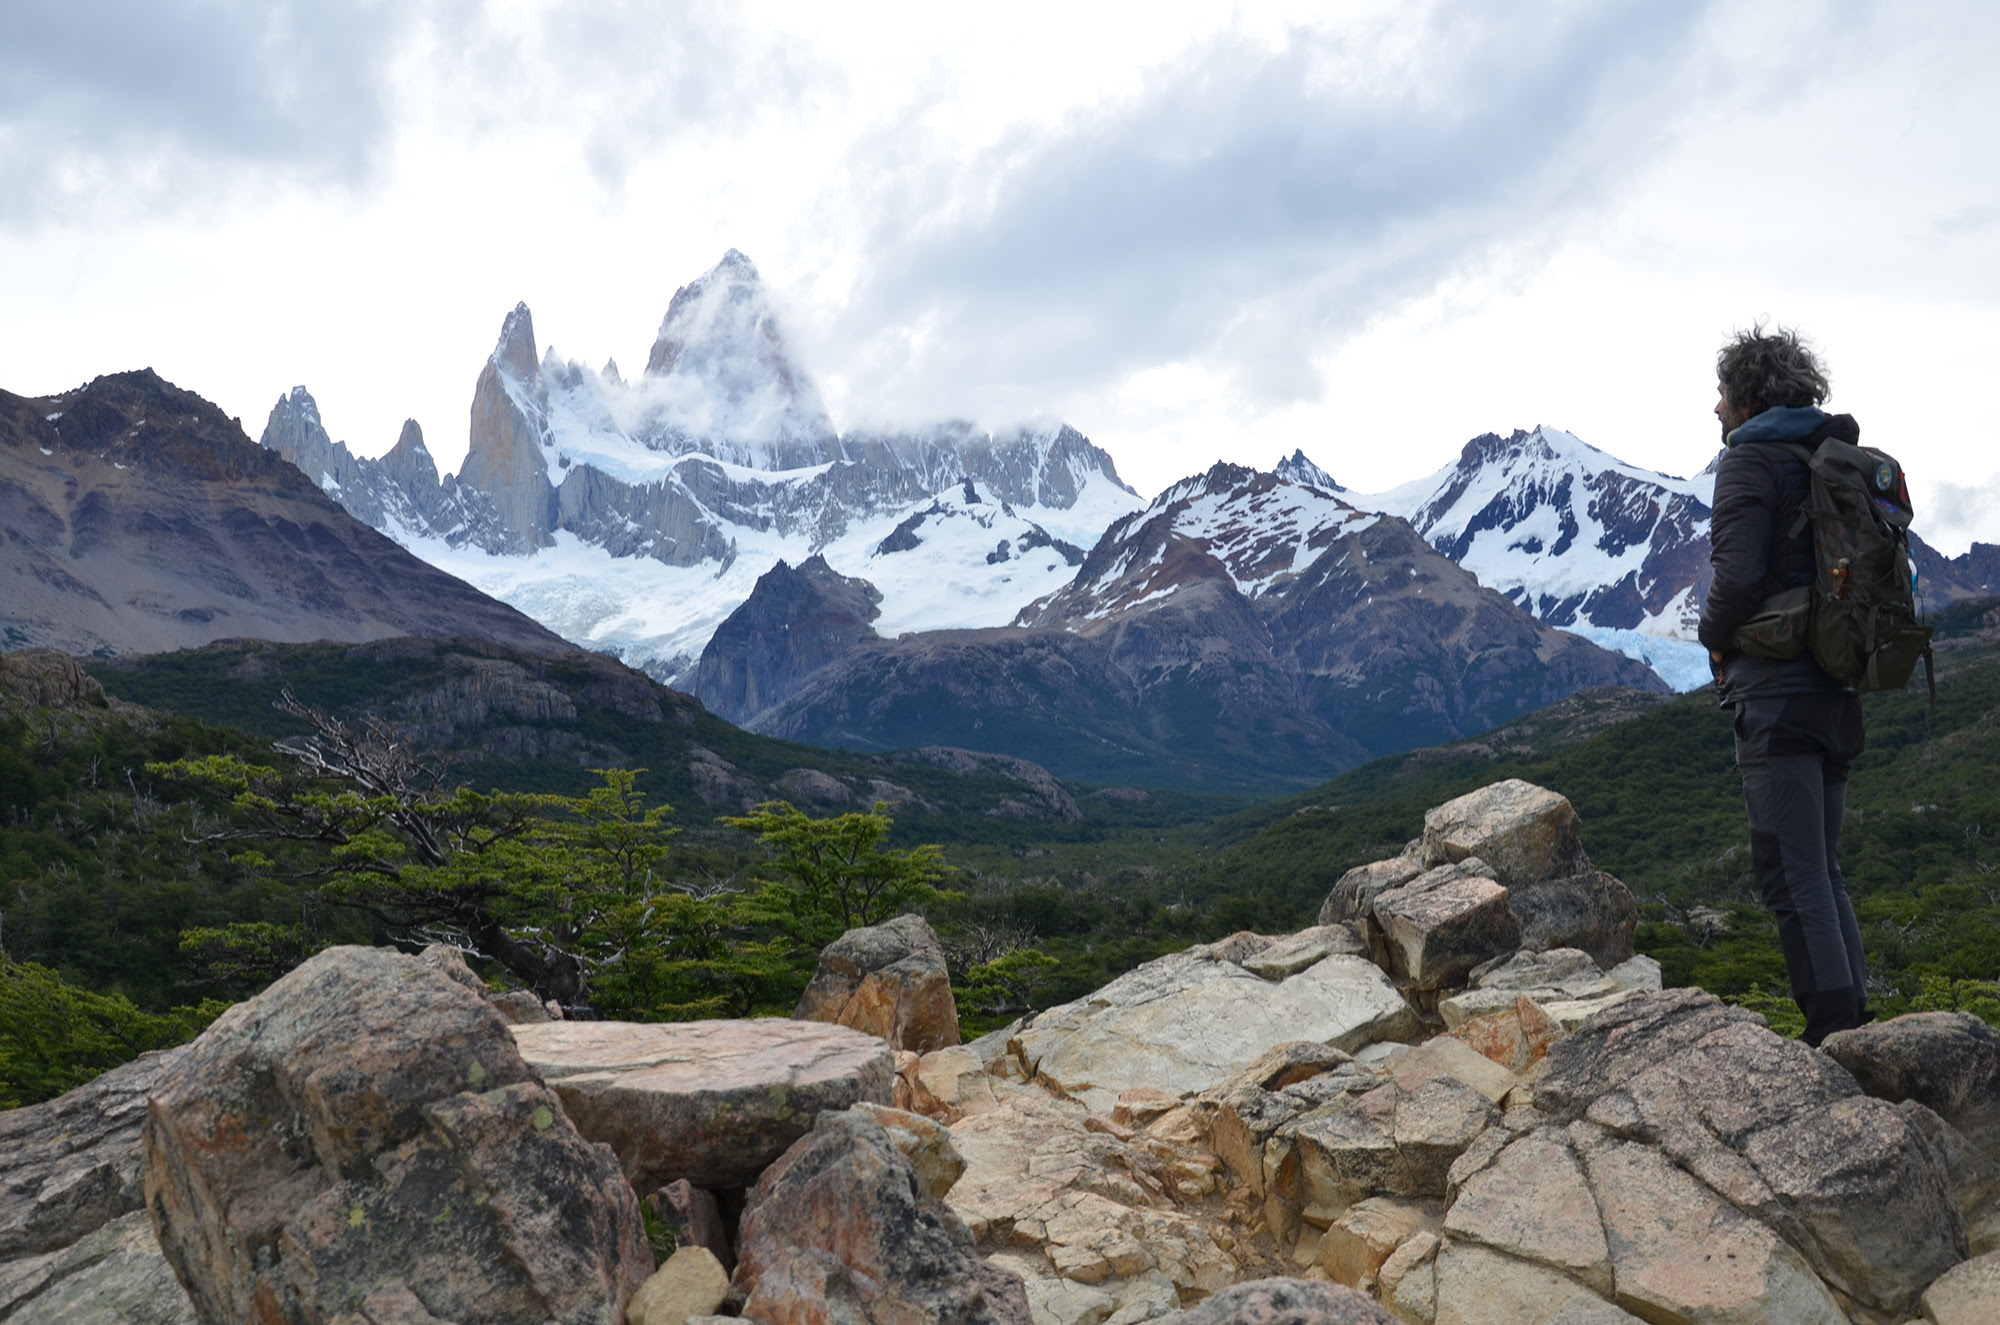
[1698,407,1860,700]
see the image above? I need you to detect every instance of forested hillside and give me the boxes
[6,603,1998,1105]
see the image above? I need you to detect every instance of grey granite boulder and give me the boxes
[1533,989,1964,1318]
[1013,948,1420,1112]
[1502,868,1637,969]
[1370,860,1522,991]
[1419,780,1586,887]
[1823,1011,2000,1161]
[1318,857,1424,928]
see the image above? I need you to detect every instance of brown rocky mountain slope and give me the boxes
[0,370,573,658]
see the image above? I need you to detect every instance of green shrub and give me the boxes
[0,958,227,1108]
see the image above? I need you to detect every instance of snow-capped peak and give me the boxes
[1356,424,1713,644]
[636,250,837,463]
[1027,462,1380,626]
[1273,448,1343,492]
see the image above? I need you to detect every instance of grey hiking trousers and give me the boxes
[1732,692,1868,1046]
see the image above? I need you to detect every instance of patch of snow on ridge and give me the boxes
[1172,475,1377,598]
[1560,626,1712,693]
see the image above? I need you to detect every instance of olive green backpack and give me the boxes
[1731,438,1935,696]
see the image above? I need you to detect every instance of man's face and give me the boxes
[1715,386,1753,441]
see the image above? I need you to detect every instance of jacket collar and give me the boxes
[1726,405,1827,448]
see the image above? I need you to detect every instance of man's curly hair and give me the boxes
[1716,323,1829,417]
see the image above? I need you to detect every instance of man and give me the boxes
[1698,325,1869,1046]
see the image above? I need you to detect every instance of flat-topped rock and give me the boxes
[511,1018,895,1190]
[1015,951,1420,1112]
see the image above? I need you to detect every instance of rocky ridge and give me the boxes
[7,779,1997,1324]
[692,466,1669,792]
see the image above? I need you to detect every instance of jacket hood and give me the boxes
[1727,405,1826,448]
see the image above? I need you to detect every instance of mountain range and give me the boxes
[690,463,1666,791]
[261,251,1141,683]
[262,250,1999,704]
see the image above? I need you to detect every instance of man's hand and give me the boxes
[1709,649,1725,682]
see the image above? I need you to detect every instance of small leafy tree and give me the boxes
[724,801,952,948]
[151,693,710,1015]
[954,948,1061,1033]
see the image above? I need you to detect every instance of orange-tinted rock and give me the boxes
[1447,996,1562,1074]
[512,1018,894,1192]
[794,914,962,1054]
[1319,1198,1435,1291]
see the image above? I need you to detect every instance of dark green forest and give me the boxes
[5,601,1998,1106]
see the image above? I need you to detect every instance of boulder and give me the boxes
[1499,870,1636,970]
[648,1180,733,1273]
[1535,989,1964,1319]
[511,1017,894,1190]
[734,1105,1030,1325]
[1437,949,1634,1032]
[627,1246,730,1325]
[1242,926,1370,980]
[794,914,963,1054]
[1920,1249,2000,1325]
[143,945,651,1325]
[1374,1230,1437,1325]
[1822,1011,2000,1161]
[1419,780,1585,888]
[1370,862,1522,992]
[1445,997,1561,1075]
[1319,1198,1436,1292]
[1154,1277,1395,1325]
[1580,1133,1846,1324]
[1318,858,1425,928]
[1897,1101,2000,1255]
[1015,949,1419,1112]
[1385,1036,1518,1107]
[848,1100,967,1199]
[899,1044,1016,1123]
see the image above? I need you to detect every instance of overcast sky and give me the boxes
[5,0,1998,551]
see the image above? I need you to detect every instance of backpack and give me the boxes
[1732,438,1935,696]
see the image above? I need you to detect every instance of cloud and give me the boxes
[825,1,1720,424]
[0,0,420,223]
[0,0,818,225]
[1927,474,2000,555]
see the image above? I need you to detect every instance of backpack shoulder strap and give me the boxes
[1770,441,1818,538]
